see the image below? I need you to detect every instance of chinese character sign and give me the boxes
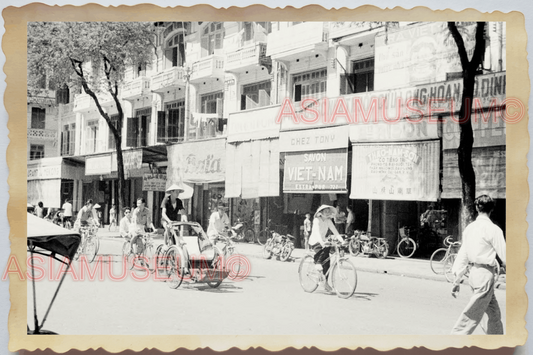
[350,141,440,201]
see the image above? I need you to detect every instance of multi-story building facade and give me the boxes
[29,21,506,257]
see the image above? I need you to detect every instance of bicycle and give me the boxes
[429,236,461,274]
[213,232,243,277]
[298,237,357,299]
[396,225,418,258]
[257,219,287,246]
[74,224,100,263]
[123,230,157,271]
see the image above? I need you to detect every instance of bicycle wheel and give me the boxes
[376,239,389,259]
[166,246,185,289]
[84,237,98,263]
[298,255,320,293]
[430,248,448,274]
[397,238,417,258]
[262,239,273,259]
[279,244,293,262]
[144,244,154,272]
[331,259,358,299]
[348,239,361,256]
[257,230,269,245]
[207,247,224,288]
[154,244,166,274]
[443,253,457,283]
[243,228,255,243]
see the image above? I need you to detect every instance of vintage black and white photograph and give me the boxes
[14,5,527,350]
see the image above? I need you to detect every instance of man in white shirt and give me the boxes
[450,195,506,335]
[119,208,132,239]
[206,202,230,243]
[61,199,73,227]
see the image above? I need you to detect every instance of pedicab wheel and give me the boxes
[397,238,417,258]
[243,229,255,243]
[143,244,154,272]
[430,248,448,274]
[257,230,269,245]
[376,239,389,259]
[348,239,361,256]
[443,253,457,283]
[262,239,273,259]
[207,246,224,288]
[84,237,98,263]
[331,259,358,299]
[166,246,185,289]
[279,244,292,262]
[154,244,166,274]
[298,255,319,293]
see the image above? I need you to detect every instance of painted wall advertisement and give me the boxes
[283,148,348,193]
[142,174,167,191]
[350,141,440,201]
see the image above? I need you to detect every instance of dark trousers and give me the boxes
[312,244,332,279]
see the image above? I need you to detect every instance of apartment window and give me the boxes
[31,107,46,129]
[201,22,223,57]
[293,68,327,102]
[127,107,151,148]
[61,123,76,156]
[241,81,271,110]
[135,63,147,78]
[55,84,70,105]
[158,101,185,143]
[86,120,99,154]
[165,33,186,69]
[30,144,44,160]
[108,115,119,150]
[201,92,223,114]
[243,22,254,42]
[352,58,374,93]
[36,74,47,90]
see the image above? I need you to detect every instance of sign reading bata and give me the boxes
[350,141,440,201]
[142,174,166,191]
[283,148,348,193]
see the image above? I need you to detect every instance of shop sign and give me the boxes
[111,150,143,171]
[283,148,348,193]
[350,141,440,201]
[349,118,439,142]
[227,104,281,143]
[167,138,226,184]
[86,155,112,175]
[142,174,167,191]
[279,126,348,152]
[27,165,61,181]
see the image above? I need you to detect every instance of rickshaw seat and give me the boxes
[182,236,216,261]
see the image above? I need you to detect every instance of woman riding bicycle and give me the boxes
[309,205,344,292]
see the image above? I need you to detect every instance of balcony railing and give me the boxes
[151,67,186,92]
[190,56,224,82]
[266,22,328,58]
[121,77,151,99]
[225,43,271,72]
[27,128,57,141]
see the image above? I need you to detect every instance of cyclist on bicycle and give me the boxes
[74,199,99,230]
[207,202,230,244]
[309,205,344,292]
[130,197,156,255]
[161,184,186,247]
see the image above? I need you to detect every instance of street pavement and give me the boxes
[27,230,506,335]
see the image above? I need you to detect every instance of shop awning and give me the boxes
[166,138,226,184]
[441,146,506,199]
[350,140,440,201]
[225,139,280,198]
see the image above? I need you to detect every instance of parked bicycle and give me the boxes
[429,235,461,274]
[298,237,357,299]
[262,232,295,262]
[396,225,418,258]
[74,224,100,263]
[228,219,256,244]
[347,230,389,259]
[213,232,244,277]
[123,230,157,271]
[257,219,287,245]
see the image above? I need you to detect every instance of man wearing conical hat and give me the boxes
[161,184,186,246]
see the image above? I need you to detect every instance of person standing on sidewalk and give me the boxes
[309,205,344,292]
[345,205,355,236]
[109,204,117,231]
[450,195,506,335]
[303,213,312,252]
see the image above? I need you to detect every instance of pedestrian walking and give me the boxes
[303,212,312,252]
[62,199,73,228]
[35,201,45,218]
[109,204,117,231]
[450,195,506,335]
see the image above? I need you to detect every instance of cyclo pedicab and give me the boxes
[27,212,82,334]
[154,221,231,289]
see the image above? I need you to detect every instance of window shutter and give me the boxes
[178,43,186,66]
[216,98,223,117]
[215,33,223,50]
[126,117,137,148]
[294,84,302,102]
[140,116,149,147]
[259,89,270,107]
[165,49,173,69]
[240,95,246,111]
[172,47,178,67]
[157,111,166,143]
[201,35,209,57]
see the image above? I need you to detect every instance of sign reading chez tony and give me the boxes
[350,141,440,201]
[283,148,348,193]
